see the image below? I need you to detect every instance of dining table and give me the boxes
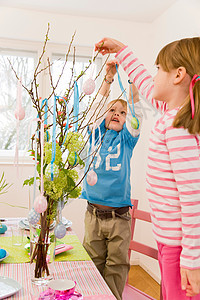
[0,218,116,300]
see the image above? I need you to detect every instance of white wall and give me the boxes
[0,0,200,284]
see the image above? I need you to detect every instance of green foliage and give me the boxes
[23,177,40,186]
[0,172,12,195]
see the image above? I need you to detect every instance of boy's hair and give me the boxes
[107,99,127,111]
[155,37,200,135]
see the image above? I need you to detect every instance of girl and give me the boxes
[95,37,200,300]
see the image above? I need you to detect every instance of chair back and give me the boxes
[129,199,158,260]
[123,199,161,300]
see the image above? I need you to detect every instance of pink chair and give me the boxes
[122,199,162,300]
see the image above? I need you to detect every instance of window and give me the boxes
[0,39,103,162]
[0,49,36,152]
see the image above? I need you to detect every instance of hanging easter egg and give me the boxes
[82,78,95,95]
[28,208,40,225]
[0,249,7,259]
[54,223,66,239]
[45,163,59,180]
[15,107,25,120]
[0,224,7,234]
[87,169,98,186]
[34,195,48,214]
[131,117,140,130]
[68,152,78,166]
[44,131,50,143]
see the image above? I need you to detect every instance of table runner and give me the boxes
[0,235,91,263]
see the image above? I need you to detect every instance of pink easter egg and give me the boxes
[34,195,48,213]
[82,78,95,95]
[15,107,25,120]
[87,169,98,186]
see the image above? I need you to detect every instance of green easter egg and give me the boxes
[131,117,139,129]
[45,163,59,180]
[44,131,50,142]
[68,152,78,166]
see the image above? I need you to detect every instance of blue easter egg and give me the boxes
[0,224,7,234]
[28,208,40,225]
[54,223,66,239]
[0,249,7,259]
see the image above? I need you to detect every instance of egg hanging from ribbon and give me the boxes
[87,169,98,186]
[82,78,95,95]
[45,163,59,180]
[34,195,48,214]
[68,151,78,166]
[28,208,40,225]
[15,78,25,120]
[131,117,140,130]
[15,107,25,120]
[54,223,66,239]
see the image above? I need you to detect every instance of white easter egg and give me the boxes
[54,223,66,239]
[87,169,98,186]
[28,208,40,225]
[82,78,95,95]
[15,107,25,120]
[34,195,48,213]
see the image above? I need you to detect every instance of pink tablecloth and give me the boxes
[0,261,116,299]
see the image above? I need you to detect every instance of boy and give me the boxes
[81,60,143,300]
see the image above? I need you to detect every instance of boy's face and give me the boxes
[105,101,127,132]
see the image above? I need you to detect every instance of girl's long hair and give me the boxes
[155,37,200,135]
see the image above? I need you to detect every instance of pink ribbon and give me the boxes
[189,74,200,119]
[39,286,83,299]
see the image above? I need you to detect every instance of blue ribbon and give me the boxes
[115,64,139,129]
[40,98,49,142]
[51,96,57,181]
[73,81,79,132]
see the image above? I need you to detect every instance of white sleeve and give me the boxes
[126,101,143,137]
[87,93,109,129]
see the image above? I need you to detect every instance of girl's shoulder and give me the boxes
[162,107,179,125]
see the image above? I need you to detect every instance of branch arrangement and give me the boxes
[10,24,109,280]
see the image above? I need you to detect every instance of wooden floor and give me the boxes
[128,265,160,300]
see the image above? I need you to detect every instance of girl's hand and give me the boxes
[105,60,119,79]
[181,267,200,296]
[95,37,125,55]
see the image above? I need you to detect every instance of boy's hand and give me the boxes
[106,60,118,79]
[181,267,200,296]
[95,38,125,55]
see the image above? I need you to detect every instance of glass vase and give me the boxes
[29,218,56,286]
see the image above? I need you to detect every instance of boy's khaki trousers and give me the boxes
[83,209,131,300]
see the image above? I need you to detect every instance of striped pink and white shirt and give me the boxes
[116,46,200,269]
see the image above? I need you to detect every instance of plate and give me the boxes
[0,251,9,262]
[0,277,22,299]
[19,217,72,230]
[62,217,72,228]
[48,279,75,291]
